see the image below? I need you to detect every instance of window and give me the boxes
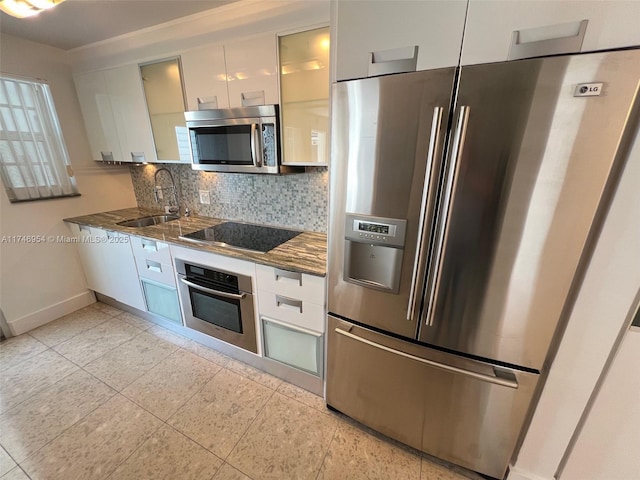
[0,75,79,202]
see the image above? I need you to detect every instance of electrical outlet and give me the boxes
[199,190,211,205]
[155,186,163,200]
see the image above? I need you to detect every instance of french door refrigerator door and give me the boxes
[326,315,538,479]
[419,49,640,370]
[328,67,456,339]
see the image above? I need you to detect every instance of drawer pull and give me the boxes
[276,295,303,314]
[141,239,158,251]
[79,225,91,233]
[274,268,302,286]
[146,260,162,273]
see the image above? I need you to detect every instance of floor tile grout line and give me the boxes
[221,387,278,469]
[313,407,342,480]
[10,386,119,476]
[0,347,81,417]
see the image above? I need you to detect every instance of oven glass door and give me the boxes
[188,283,244,333]
[189,123,258,166]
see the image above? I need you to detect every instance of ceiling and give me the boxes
[0,0,238,51]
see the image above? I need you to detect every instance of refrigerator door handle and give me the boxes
[423,106,470,327]
[334,327,519,388]
[407,106,445,321]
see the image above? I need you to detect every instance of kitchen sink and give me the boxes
[117,214,179,228]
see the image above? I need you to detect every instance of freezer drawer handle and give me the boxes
[423,105,470,328]
[335,327,519,389]
[408,106,445,321]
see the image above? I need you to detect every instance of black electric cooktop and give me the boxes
[179,222,302,253]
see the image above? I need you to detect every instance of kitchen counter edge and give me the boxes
[64,207,327,277]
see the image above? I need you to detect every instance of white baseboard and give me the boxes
[7,291,96,336]
[507,465,553,480]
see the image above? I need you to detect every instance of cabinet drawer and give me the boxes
[256,264,325,305]
[134,256,176,286]
[257,289,325,332]
[262,317,323,377]
[130,236,172,264]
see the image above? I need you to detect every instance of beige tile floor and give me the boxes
[0,303,480,480]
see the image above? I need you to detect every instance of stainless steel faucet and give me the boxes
[153,167,179,215]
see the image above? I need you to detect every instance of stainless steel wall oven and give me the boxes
[175,258,257,353]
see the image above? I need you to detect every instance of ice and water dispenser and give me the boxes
[343,214,407,294]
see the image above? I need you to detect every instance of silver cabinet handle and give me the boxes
[146,260,162,272]
[106,230,117,239]
[508,19,588,60]
[335,327,518,389]
[141,239,157,251]
[276,295,303,314]
[407,106,444,321]
[131,152,145,163]
[274,268,302,286]
[79,225,91,233]
[367,45,419,77]
[178,277,246,300]
[422,106,470,328]
[100,151,114,162]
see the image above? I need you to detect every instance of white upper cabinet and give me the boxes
[103,65,156,163]
[332,0,468,81]
[74,65,156,163]
[225,33,279,108]
[181,44,230,111]
[74,70,121,162]
[462,1,640,65]
[180,33,279,110]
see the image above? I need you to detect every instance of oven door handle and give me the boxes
[178,277,247,300]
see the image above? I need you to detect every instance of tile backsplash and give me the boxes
[130,164,328,233]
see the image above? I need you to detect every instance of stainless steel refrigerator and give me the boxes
[326,48,640,479]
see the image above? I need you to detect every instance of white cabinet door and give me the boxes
[103,65,157,163]
[74,66,156,163]
[77,227,145,310]
[181,44,230,111]
[74,71,122,162]
[224,34,279,108]
[105,231,146,311]
[69,223,106,292]
[332,0,468,81]
[462,0,640,66]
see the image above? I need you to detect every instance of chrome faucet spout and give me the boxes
[153,167,180,215]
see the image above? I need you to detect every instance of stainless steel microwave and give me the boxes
[184,105,302,174]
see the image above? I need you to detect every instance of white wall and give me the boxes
[508,112,640,479]
[0,34,137,335]
[561,326,640,480]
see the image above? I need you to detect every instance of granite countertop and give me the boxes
[64,207,327,276]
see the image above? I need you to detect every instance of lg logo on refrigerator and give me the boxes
[574,82,604,97]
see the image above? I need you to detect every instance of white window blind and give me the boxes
[0,75,79,202]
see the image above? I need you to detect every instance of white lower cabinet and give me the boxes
[256,264,326,378]
[262,317,323,377]
[68,224,145,310]
[131,236,182,325]
[140,278,182,325]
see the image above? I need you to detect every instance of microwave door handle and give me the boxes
[251,123,263,167]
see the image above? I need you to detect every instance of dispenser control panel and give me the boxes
[345,214,406,248]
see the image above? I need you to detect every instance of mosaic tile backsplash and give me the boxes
[129,164,328,233]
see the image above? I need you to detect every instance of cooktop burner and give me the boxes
[179,222,302,253]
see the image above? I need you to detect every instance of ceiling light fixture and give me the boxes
[0,0,65,18]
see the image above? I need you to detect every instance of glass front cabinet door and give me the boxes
[278,27,330,166]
